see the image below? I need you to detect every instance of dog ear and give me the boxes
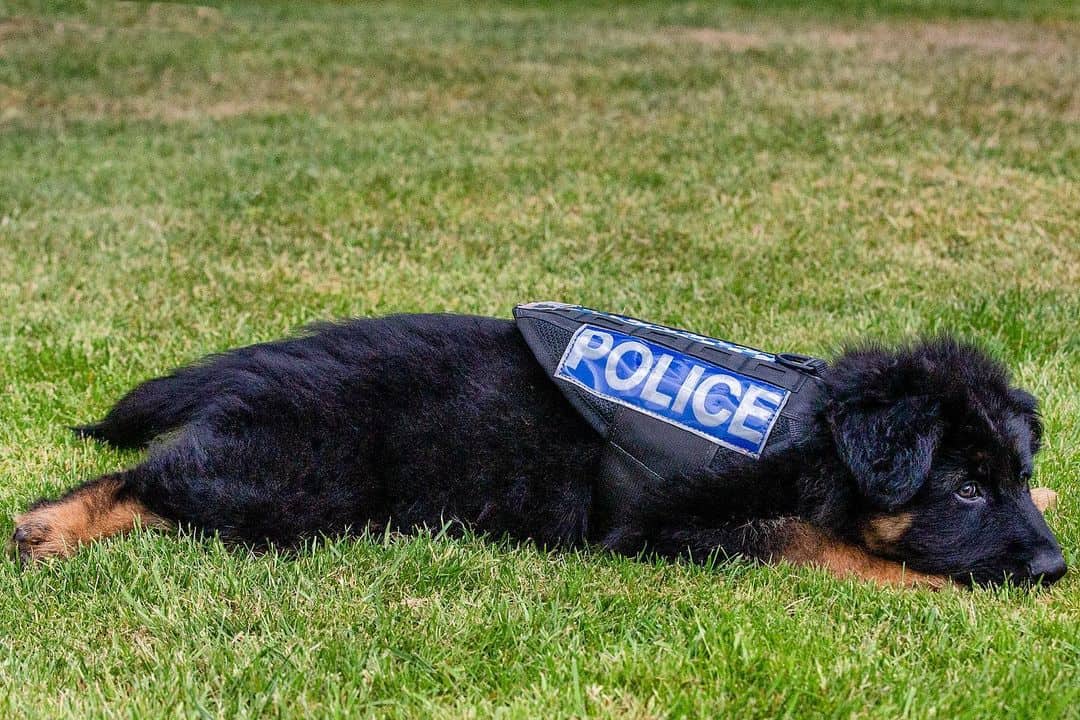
[830,396,942,511]
[1008,388,1043,455]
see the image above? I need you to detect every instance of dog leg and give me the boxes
[11,473,170,562]
[602,517,946,587]
[779,520,948,588]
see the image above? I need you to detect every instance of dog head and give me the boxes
[825,338,1066,587]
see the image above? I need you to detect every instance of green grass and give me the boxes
[1,1,1078,717]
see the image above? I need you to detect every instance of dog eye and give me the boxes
[956,482,981,500]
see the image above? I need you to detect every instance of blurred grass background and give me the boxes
[0,1,1078,717]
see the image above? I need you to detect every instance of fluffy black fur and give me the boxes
[60,314,1066,585]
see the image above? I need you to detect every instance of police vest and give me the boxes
[513,302,828,529]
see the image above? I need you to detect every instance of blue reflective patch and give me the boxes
[555,325,789,458]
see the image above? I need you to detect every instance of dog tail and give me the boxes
[73,368,212,448]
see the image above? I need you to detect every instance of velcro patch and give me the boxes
[555,325,789,458]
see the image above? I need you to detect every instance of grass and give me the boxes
[1,0,1078,717]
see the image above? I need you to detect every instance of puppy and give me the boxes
[12,313,1067,587]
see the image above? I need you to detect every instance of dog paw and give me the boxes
[10,507,77,562]
[1031,487,1058,514]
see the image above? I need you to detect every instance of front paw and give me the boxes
[10,506,76,562]
[1031,487,1058,514]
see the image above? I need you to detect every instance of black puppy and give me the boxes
[12,313,1067,587]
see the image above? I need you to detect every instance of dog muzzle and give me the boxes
[514,302,828,528]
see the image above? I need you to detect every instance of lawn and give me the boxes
[1,0,1078,717]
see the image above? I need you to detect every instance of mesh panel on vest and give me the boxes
[707,445,744,474]
[706,415,794,473]
[770,414,793,444]
[533,317,617,425]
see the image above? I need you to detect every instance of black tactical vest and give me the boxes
[513,302,827,529]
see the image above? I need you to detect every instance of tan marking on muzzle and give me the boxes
[1031,487,1058,514]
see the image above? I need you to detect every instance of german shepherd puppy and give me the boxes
[12,314,1067,587]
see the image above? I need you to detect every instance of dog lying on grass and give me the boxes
[12,312,1067,587]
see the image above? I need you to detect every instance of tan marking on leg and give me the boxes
[1031,487,1057,514]
[782,521,947,589]
[11,476,170,561]
[862,512,914,552]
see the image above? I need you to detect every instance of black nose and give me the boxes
[1027,550,1067,586]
